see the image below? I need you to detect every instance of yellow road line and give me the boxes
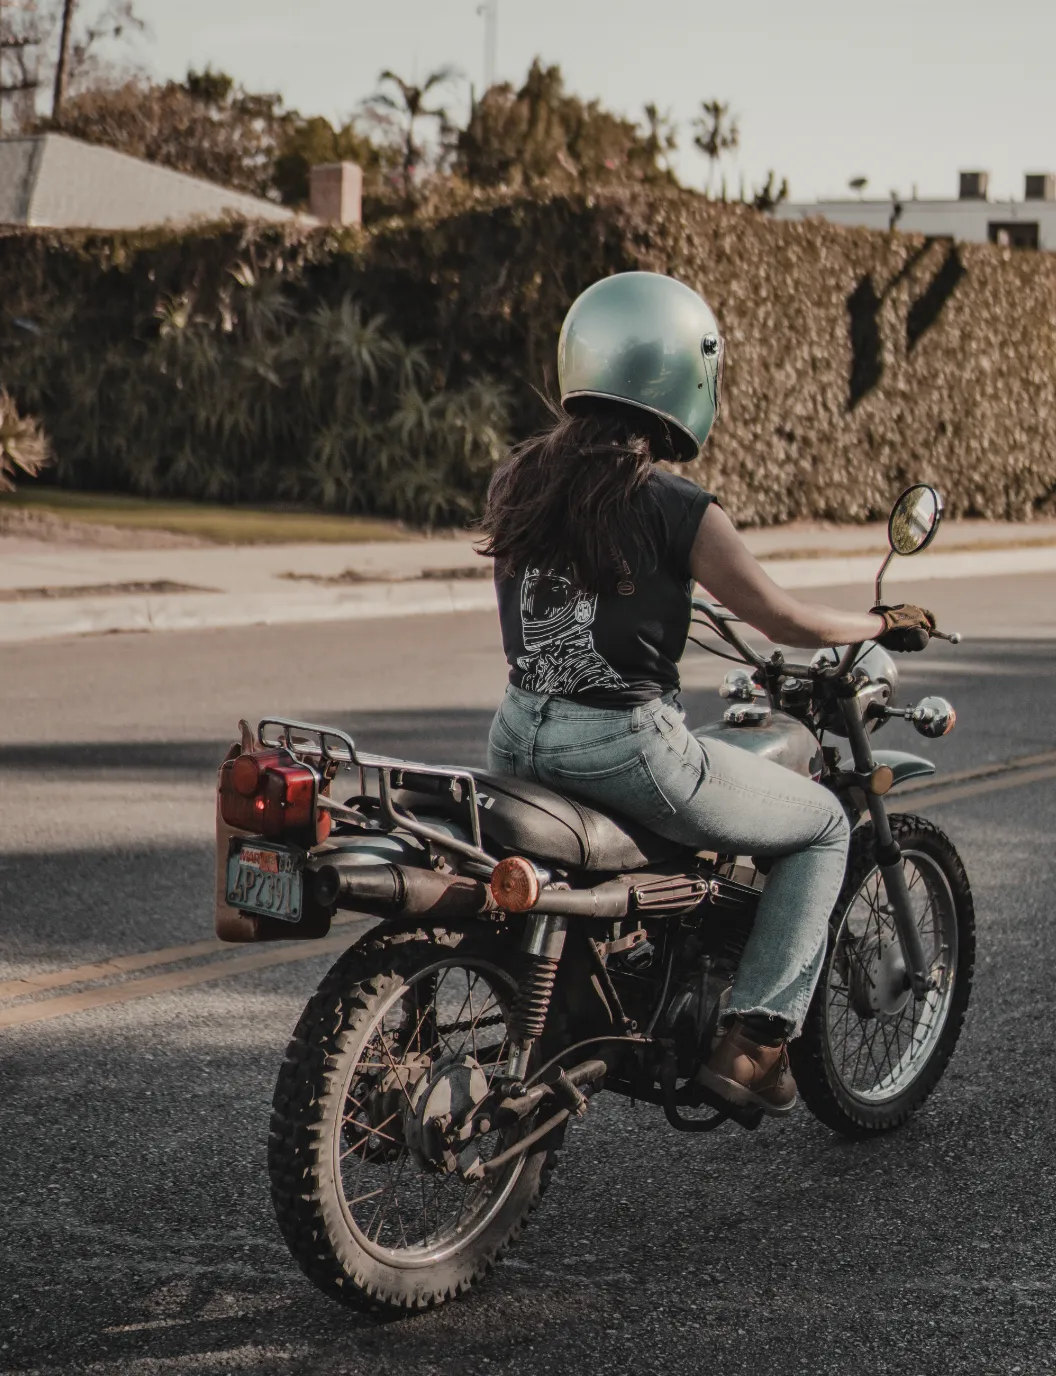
[0,914,360,1003]
[900,764,1056,808]
[0,938,225,1001]
[0,928,365,1030]
[896,747,1056,795]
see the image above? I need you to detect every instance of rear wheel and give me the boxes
[268,931,558,1313]
[792,814,974,1136]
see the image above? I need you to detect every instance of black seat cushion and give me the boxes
[470,770,683,872]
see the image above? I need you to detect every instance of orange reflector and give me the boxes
[870,765,895,796]
[490,856,540,912]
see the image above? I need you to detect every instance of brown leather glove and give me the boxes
[872,604,936,652]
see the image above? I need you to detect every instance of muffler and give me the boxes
[310,858,494,918]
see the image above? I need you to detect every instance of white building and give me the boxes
[774,172,1056,251]
[0,133,363,231]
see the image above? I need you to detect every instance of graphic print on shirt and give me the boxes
[516,568,627,695]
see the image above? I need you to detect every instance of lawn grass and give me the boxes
[0,489,416,545]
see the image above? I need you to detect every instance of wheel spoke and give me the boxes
[380,1035,419,1113]
[824,848,959,1104]
[331,955,524,1262]
[341,1110,402,1161]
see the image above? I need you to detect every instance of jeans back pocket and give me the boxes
[487,742,518,777]
[548,752,676,827]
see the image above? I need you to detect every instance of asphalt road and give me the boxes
[3,572,1056,1375]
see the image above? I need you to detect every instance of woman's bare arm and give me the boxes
[689,504,885,649]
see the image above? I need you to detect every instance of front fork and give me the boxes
[837,678,936,999]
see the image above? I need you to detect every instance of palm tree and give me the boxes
[693,98,739,196]
[0,390,49,490]
[641,102,678,180]
[363,66,459,198]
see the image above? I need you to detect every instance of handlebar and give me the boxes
[691,597,768,668]
[691,597,961,673]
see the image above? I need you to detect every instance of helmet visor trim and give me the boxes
[561,390,702,461]
[701,332,725,420]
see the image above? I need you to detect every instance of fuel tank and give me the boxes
[693,710,823,780]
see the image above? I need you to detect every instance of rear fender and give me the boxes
[311,813,475,870]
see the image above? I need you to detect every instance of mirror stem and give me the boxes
[874,549,894,607]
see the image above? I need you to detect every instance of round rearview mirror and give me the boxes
[888,484,943,557]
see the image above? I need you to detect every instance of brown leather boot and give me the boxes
[696,1020,798,1116]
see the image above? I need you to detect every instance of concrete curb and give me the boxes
[0,578,499,644]
[4,544,1056,645]
[759,543,1056,590]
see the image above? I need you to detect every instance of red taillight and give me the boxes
[231,754,261,796]
[219,751,317,838]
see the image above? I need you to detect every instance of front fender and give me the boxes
[871,749,936,788]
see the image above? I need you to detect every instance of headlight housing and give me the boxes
[812,644,899,735]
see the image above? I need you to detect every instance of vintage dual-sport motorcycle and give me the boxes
[216,483,974,1314]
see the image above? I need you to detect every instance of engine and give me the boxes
[605,868,761,1078]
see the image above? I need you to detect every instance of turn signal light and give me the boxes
[490,856,541,912]
[219,751,317,838]
[910,695,957,740]
[869,765,895,796]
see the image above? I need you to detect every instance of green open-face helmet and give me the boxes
[558,271,724,461]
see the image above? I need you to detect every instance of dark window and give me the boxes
[988,221,1039,250]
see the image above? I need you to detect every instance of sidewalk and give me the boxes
[5,519,1056,644]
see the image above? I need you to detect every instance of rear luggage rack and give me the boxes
[257,718,498,870]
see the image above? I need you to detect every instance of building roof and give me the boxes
[773,195,1056,250]
[0,133,306,230]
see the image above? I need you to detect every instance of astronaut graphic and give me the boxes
[516,568,627,695]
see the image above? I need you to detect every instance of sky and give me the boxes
[120,0,1056,203]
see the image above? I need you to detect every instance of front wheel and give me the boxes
[791,814,975,1136]
[268,931,559,1314]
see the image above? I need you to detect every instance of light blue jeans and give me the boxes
[488,684,851,1036]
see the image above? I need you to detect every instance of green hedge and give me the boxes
[0,220,509,525]
[3,187,1056,524]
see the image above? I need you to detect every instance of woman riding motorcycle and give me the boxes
[478,271,934,1117]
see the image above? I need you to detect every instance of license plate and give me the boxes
[226,843,303,922]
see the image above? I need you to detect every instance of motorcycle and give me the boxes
[216,483,974,1314]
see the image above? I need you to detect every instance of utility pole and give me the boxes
[51,0,74,118]
[479,0,497,90]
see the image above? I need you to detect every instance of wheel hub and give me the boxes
[849,938,911,1019]
[404,1053,489,1175]
[342,1053,432,1162]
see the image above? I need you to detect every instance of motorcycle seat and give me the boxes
[469,770,684,872]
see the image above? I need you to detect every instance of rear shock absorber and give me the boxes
[506,914,567,1081]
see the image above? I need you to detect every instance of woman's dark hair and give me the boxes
[478,400,676,594]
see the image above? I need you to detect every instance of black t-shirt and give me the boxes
[494,469,716,707]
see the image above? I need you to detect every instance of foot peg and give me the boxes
[659,1049,762,1133]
